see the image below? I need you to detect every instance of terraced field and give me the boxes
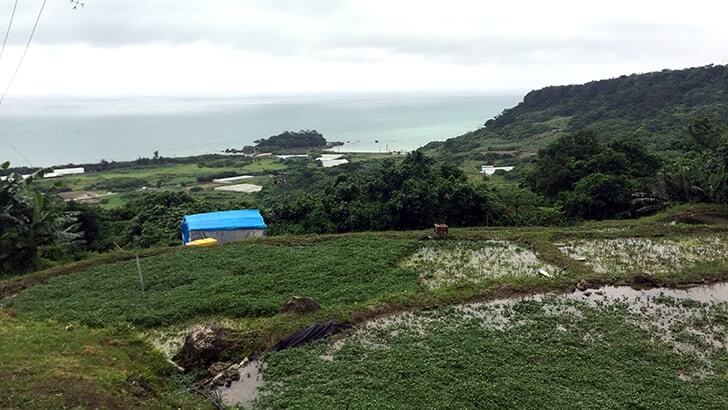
[3,206,728,409]
[258,288,728,409]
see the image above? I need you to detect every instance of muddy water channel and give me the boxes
[217,359,266,407]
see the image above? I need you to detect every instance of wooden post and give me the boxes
[135,256,145,297]
[434,224,449,239]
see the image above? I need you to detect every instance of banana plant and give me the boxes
[0,162,79,275]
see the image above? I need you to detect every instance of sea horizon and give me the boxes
[0,92,520,168]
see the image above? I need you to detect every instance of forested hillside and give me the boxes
[428,65,728,155]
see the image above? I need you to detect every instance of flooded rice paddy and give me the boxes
[288,282,728,394]
[249,282,728,408]
[143,236,728,407]
[205,282,728,407]
[402,240,561,289]
[558,235,728,275]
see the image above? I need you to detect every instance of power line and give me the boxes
[0,0,19,63]
[0,0,48,167]
[0,0,47,106]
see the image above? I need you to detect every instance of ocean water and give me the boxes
[0,93,519,167]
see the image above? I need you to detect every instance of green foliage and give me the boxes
[5,211,728,408]
[66,191,253,251]
[256,299,728,409]
[0,310,205,409]
[118,191,251,248]
[87,176,150,192]
[430,65,728,156]
[195,170,241,183]
[6,237,420,327]
[528,131,659,220]
[255,130,327,152]
[560,173,633,220]
[638,118,728,213]
[0,163,79,275]
[491,184,565,226]
[687,117,724,151]
[268,151,498,233]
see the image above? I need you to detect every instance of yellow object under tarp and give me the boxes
[186,238,218,247]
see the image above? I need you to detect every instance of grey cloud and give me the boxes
[317,22,709,65]
[0,0,716,66]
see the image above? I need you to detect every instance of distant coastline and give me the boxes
[0,93,519,167]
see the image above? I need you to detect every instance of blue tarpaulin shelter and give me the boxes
[182,210,268,244]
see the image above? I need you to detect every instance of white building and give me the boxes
[44,167,85,178]
[481,165,515,176]
[212,175,254,184]
[317,154,349,168]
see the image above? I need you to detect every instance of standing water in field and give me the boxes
[247,281,728,408]
[217,282,728,408]
[218,359,266,408]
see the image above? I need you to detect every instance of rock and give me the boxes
[576,280,592,292]
[210,372,226,386]
[583,292,592,297]
[538,269,553,279]
[127,375,153,397]
[206,367,242,388]
[208,361,232,377]
[631,275,659,290]
[227,369,241,382]
[173,326,234,370]
[280,296,321,314]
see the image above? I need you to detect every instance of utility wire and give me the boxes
[0,0,19,63]
[0,0,48,167]
[0,0,47,106]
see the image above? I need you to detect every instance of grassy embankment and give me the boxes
[2,205,728,408]
[0,309,207,409]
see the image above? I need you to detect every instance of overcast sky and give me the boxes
[0,0,726,97]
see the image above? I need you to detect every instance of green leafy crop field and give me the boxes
[257,298,728,409]
[6,237,420,327]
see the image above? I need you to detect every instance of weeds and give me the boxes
[402,240,561,289]
[0,309,206,409]
[559,235,728,276]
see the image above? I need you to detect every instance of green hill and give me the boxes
[427,64,728,157]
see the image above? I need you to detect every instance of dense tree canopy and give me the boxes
[639,118,728,210]
[528,131,661,220]
[428,65,728,156]
[267,151,499,234]
[254,130,328,152]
